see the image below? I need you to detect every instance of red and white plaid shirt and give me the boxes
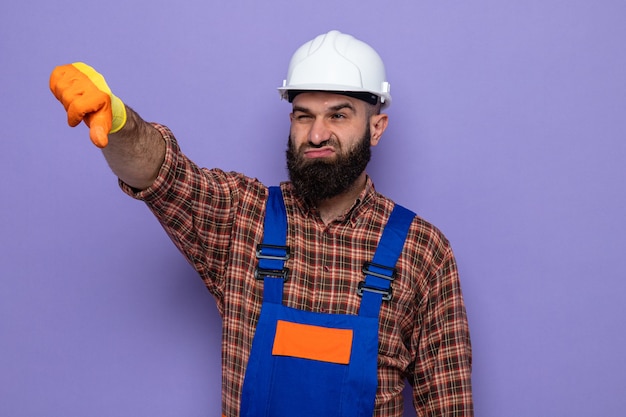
[121,124,473,417]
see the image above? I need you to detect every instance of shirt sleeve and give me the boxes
[119,123,264,301]
[411,245,474,416]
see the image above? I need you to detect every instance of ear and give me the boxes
[369,113,388,146]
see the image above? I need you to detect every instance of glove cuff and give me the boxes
[109,94,127,133]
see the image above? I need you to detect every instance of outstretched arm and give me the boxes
[102,106,165,190]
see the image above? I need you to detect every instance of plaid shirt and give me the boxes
[121,124,473,417]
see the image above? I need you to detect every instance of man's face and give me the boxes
[286,92,383,202]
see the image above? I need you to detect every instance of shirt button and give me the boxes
[323,265,330,272]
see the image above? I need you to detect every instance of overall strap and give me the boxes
[358,204,415,318]
[256,186,289,304]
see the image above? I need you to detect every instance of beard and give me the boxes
[286,125,372,203]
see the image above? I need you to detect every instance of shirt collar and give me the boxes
[284,175,377,226]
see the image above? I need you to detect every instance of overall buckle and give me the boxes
[255,244,290,280]
[357,261,397,301]
[254,267,290,280]
[256,244,290,261]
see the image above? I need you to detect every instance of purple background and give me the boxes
[2,1,625,416]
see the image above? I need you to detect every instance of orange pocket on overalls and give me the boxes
[272,320,353,364]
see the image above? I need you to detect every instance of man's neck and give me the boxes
[315,172,367,225]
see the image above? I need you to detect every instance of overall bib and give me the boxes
[239,187,414,417]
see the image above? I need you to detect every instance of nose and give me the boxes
[308,118,331,145]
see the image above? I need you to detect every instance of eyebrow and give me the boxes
[292,102,357,114]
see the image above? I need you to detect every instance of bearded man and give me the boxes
[49,30,473,417]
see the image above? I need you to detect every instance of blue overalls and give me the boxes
[240,187,414,417]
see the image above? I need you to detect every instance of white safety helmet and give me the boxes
[278,30,391,108]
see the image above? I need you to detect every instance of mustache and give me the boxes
[307,139,336,149]
[289,136,340,152]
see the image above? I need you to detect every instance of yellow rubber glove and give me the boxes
[49,62,127,148]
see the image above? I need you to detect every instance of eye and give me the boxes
[330,113,346,120]
[293,112,313,121]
